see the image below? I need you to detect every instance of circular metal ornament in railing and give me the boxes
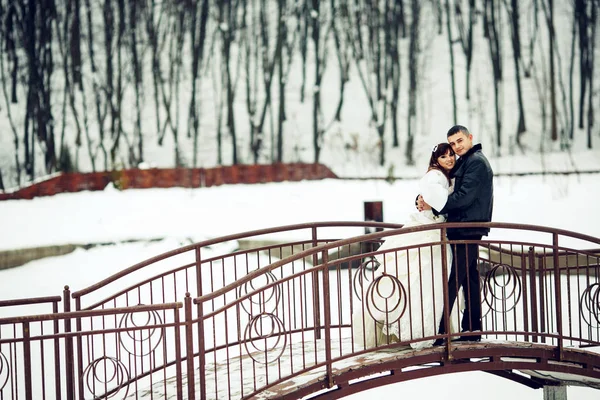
[580,282,600,328]
[481,263,522,316]
[0,351,9,391]
[365,273,408,324]
[238,270,282,316]
[243,312,287,364]
[118,307,164,357]
[83,356,130,399]
[353,256,381,300]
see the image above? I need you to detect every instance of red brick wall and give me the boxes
[0,163,337,201]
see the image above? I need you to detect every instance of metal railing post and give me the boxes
[528,247,539,343]
[440,227,452,356]
[321,250,333,388]
[74,296,84,399]
[52,299,62,400]
[173,301,184,400]
[63,286,75,400]
[194,246,205,400]
[184,294,196,400]
[312,227,322,339]
[196,298,207,400]
[553,233,564,359]
[538,254,547,343]
[23,321,32,400]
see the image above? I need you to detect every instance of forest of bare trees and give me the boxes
[0,0,597,189]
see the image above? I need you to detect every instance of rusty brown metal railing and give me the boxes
[0,222,599,399]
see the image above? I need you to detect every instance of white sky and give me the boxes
[1,168,599,399]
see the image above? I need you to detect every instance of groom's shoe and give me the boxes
[433,338,446,346]
[454,336,481,342]
[455,332,482,342]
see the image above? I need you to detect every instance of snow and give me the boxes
[1,169,600,399]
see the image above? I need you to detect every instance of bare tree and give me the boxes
[56,0,92,171]
[129,0,144,164]
[446,0,458,123]
[322,0,351,137]
[276,0,296,162]
[389,0,405,148]
[245,0,284,163]
[569,0,577,143]
[0,1,22,186]
[219,0,239,164]
[541,0,558,141]
[587,0,597,148]
[483,0,503,154]
[189,0,210,167]
[454,0,475,99]
[432,0,443,34]
[343,0,390,165]
[575,0,589,130]
[146,0,165,151]
[521,0,539,78]
[502,0,526,148]
[84,0,108,169]
[406,0,420,165]
[19,0,58,179]
[296,0,309,103]
[310,0,326,163]
[70,0,82,88]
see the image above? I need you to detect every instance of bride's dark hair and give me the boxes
[427,142,455,184]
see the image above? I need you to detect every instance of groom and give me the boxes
[418,125,494,343]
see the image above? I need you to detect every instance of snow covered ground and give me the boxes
[1,170,600,399]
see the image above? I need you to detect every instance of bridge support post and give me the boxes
[363,201,383,255]
[363,201,383,234]
[543,385,567,400]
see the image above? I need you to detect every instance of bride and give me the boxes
[353,143,461,350]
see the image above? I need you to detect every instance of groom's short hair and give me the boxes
[447,125,470,137]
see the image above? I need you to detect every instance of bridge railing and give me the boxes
[190,222,600,398]
[0,300,183,399]
[69,222,402,313]
[0,222,599,399]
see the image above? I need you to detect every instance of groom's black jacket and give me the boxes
[435,144,494,237]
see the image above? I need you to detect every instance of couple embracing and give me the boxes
[353,125,494,350]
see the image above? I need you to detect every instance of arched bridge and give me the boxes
[1,222,599,399]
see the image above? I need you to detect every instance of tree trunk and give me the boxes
[406,0,420,166]
[130,0,143,164]
[587,0,597,148]
[277,0,287,163]
[576,0,588,130]
[446,0,457,124]
[390,0,403,148]
[569,3,577,141]
[548,0,558,141]
[221,1,237,164]
[506,0,526,146]
[454,0,476,100]
[311,0,322,163]
[70,0,82,88]
[298,1,309,102]
[485,0,503,154]
[188,0,210,167]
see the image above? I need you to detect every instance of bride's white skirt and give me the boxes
[352,214,461,350]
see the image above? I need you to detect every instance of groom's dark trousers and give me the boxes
[437,234,482,336]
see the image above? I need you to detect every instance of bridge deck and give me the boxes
[132,338,600,399]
